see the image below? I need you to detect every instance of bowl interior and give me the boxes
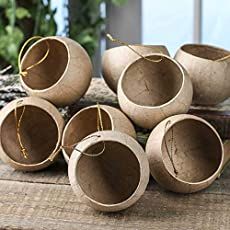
[122,55,183,106]
[63,108,112,156]
[21,39,68,90]
[181,44,230,60]
[77,141,140,205]
[161,119,222,183]
[1,105,59,164]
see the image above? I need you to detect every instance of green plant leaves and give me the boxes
[6,7,31,21]
[15,7,31,19]
[111,0,128,6]
[69,0,128,58]
[0,0,129,71]
[6,7,31,20]
[0,26,24,68]
[0,0,8,7]
[0,0,57,71]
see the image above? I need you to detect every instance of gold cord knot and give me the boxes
[18,36,50,78]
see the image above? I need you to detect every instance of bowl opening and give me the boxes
[63,108,112,157]
[76,141,140,205]
[21,38,68,90]
[161,119,222,183]
[181,44,230,60]
[122,55,183,106]
[1,105,59,164]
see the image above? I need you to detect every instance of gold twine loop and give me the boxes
[14,100,28,159]
[106,33,163,63]
[96,102,104,131]
[12,35,103,161]
[48,134,104,161]
[49,102,106,161]
[0,36,49,77]
[18,36,50,77]
[164,120,178,176]
[216,53,230,62]
[12,36,50,159]
[14,101,106,161]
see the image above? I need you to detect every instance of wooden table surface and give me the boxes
[0,78,229,230]
[0,159,229,230]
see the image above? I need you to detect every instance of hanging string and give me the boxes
[164,120,178,176]
[97,102,104,131]
[48,102,106,161]
[106,33,163,63]
[14,101,28,159]
[216,53,230,62]
[18,36,50,77]
[12,37,105,160]
[14,101,106,161]
[48,133,105,161]
[11,36,50,159]
[0,36,50,78]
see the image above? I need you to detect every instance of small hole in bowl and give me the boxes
[122,55,183,106]
[1,105,59,164]
[21,39,68,90]
[77,141,140,205]
[162,119,222,183]
[181,44,230,60]
[63,108,112,156]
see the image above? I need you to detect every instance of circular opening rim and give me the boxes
[120,54,184,108]
[20,37,70,92]
[160,117,224,185]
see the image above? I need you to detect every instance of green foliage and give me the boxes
[69,0,128,57]
[0,0,127,71]
[110,0,128,6]
[0,0,57,72]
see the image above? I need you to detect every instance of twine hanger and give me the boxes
[0,36,50,78]
[15,98,106,161]
[12,36,50,159]
[18,36,50,77]
[216,53,230,62]
[107,34,164,97]
[106,34,163,63]
[164,120,178,176]
[14,100,28,159]
[6,36,106,161]
[48,102,106,161]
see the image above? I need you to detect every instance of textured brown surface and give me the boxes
[62,104,136,162]
[0,97,64,171]
[102,45,169,92]
[81,78,230,140]
[146,114,224,194]
[69,131,149,212]
[175,44,230,105]
[0,77,229,141]
[0,158,229,229]
[20,36,92,106]
[0,77,229,229]
[117,54,193,129]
